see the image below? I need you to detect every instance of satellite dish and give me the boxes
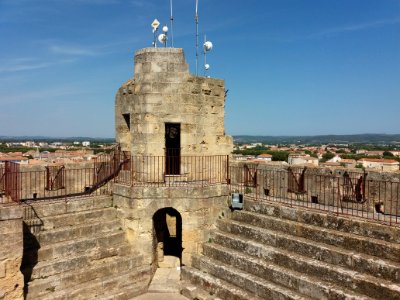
[204,41,213,51]
[158,33,167,44]
[204,64,210,70]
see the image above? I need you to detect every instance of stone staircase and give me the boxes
[20,195,152,300]
[182,199,400,299]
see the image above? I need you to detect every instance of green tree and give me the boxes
[320,152,335,162]
[269,151,289,162]
[383,151,394,157]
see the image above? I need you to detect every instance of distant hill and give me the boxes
[0,136,115,143]
[233,134,400,145]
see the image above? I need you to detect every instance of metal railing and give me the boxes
[0,145,126,203]
[3,153,400,227]
[116,155,229,187]
[229,164,400,226]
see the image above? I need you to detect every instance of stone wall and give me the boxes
[0,206,23,300]
[113,183,230,266]
[115,48,233,157]
[230,161,400,215]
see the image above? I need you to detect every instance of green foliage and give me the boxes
[270,151,289,162]
[383,151,394,157]
[244,187,252,194]
[233,148,289,162]
[0,146,35,153]
[320,152,335,162]
[304,150,318,158]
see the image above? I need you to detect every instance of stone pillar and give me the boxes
[0,205,24,300]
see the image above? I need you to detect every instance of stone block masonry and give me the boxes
[115,48,233,157]
[113,183,231,267]
[0,206,24,300]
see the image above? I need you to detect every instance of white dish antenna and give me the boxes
[158,34,167,43]
[158,25,168,47]
[203,35,213,76]
[204,41,213,51]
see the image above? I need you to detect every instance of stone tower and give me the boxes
[113,47,233,267]
[115,47,232,157]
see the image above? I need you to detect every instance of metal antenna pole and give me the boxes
[195,0,199,76]
[170,0,174,47]
[204,34,206,76]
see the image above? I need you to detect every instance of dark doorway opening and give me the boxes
[165,123,180,175]
[122,113,130,130]
[153,208,182,265]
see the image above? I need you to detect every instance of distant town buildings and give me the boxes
[358,158,399,172]
[256,154,272,161]
[288,154,319,166]
[0,140,114,166]
[231,141,400,171]
[2,139,400,172]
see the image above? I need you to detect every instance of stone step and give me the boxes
[158,255,181,268]
[96,284,148,300]
[191,255,309,300]
[212,228,400,300]
[23,195,113,219]
[181,266,264,300]
[180,281,223,300]
[26,241,132,280]
[231,209,400,264]
[225,213,400,283]
[148,266,181,293]
[36,206,117,230]
[244,199,400,243]
[204,242,373,300]
[32,265,152,300]
[35,230,126,263]
[26,255,146,299]
[35,219,121,245]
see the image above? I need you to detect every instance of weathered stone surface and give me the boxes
[115,48,233,157]
[0,212,24,300]
[18,197,152,300]
[181,266,264,300]
[182,196,400,299]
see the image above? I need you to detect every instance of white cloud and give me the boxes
[49,45,98,56]
[0,85,89,105]
[72,0,120,4]
[0,58,50,73]
[310,17,400,38]
[0,57,76,74]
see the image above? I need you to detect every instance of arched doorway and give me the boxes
[152,207,182,265]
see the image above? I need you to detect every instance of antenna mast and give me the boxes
[203,34,207,76]
[170,0,174,47]
[195,0,199,76]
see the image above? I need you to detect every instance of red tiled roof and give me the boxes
[359,158,399,164]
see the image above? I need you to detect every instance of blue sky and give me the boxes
[0,0,399,138]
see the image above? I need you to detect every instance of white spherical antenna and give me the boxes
[203,41,213,51]
[158,33,167,44]
[204,64,210,70]
[162,25,169,33]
